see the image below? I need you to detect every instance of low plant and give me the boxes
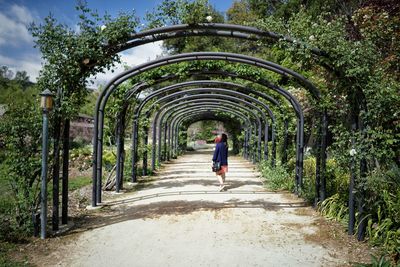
[318,193,349,225]
[355,254,395,267]
[259,160,294,191]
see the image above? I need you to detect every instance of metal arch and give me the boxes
[169,105,251,157]
[119,78,291,171]
[116,70,300,175]
[132,83,276,159]
[114,103,253,191]
[171,107,251,159]
[165,106,251,162]
[173,111,254,161]
[161,103,255,162]
[154,98,262,171]
[142,90,269,163]
[93,52,323,206]
[173,110,250,156]
[151,100,256,162]
[173,109,250,155]
[171,108,253,158]
[107,70,302,202]
[154,95,268,159]
[153,99,261,173]
[154,99,261,166]
[157,103,253,159]
[118,23,326,57]
[119,70,301,166]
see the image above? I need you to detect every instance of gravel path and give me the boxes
[38,149,372,267]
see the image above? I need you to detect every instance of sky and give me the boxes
[0,0,233,86]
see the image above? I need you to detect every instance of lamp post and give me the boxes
[40,89,54,239]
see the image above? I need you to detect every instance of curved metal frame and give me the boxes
[160,102,257,162]
[114,70,302,190]
[172,108,253,156]
[119,23,326,57]
[115,102,254,192]
[173,108,251,155]
[151,91,267,158]
[174,111,255,161]
[93,52,324,206]
[170,105,251,158]
[118,69,302,168]
[131,87,275,175]
[153,99,262,172]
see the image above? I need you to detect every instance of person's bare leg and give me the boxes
[221,173,225,183]
[217,173,225,191]
[217,174,224,185]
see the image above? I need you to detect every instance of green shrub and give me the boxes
[259,161,294,191]
[325,159,350,198]
[102,149,117,171]
[301,156,317,202]
[318,193,349,225]
[70,146,92,171]
[365,189,400,261]
[355,254,394,267]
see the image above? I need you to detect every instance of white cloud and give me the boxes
[0,53,42,82]
[0,4,35,46]
[10,5,34,24]
[0,41,164,84]
[89,41,164,88]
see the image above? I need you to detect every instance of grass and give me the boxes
[0,242,31,267]
[68,176,92,191]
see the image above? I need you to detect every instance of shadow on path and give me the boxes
[69,197,308,236]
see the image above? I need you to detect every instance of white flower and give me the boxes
[100,25,106,31]
[349,148,357,156]
[309,35,315,41]
[206,15,213,22]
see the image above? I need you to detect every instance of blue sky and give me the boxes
[0,0,233,84]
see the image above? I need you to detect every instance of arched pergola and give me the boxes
[125,69,303,165]
[91,26,327,207]
[155,99,262,164]
[160,102,256,160]
[131,87,276,178]
[93,52,324,205]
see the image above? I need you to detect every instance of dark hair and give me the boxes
[221,133,228,143]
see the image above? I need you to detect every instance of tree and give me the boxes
[0,79,41,238]
[146,0,229,54]
[26,2,139,232]
[14,71,30,84]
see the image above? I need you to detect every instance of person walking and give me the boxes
[212,133,228,191]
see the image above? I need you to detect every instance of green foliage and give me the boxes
[146,0,224,27]
[318,194,349,225]
[259,161,294,191]
[188,121,218,142]
[0,78,42,239]
[29,2,139,118]
[102,149,117,171]
[355,254,396,267]
[362,166,400,260]
[145,0,230,54]
[69,176,92,192]
[70,146,92,171]
[0,241,30,266]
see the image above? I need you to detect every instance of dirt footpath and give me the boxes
[30,150,374,267]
